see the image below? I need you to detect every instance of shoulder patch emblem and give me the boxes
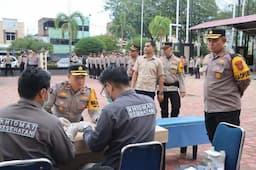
[235,60,243,70]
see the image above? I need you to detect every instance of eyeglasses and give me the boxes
[100,84,107,97]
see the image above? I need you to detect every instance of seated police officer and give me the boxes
[0,67,75,168]
[44,64,101,125]
[67,67,157,170]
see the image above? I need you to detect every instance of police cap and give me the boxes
[206,29,225,39]
[68,64,88,76]
[130,45,140,51]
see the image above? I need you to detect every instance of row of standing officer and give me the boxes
[87,52,129,79]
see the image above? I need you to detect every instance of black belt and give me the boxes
[164,81,179,87]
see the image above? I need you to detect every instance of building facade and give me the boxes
[38,17,90,55]
[0,18,24,53]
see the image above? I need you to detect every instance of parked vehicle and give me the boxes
[0,56,19,68]
[56,57,82,68]
[56,58,70,68]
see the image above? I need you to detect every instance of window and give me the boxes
[78,26,89,31]
[5,32,16,41]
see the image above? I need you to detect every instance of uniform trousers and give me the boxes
[5,64,13,76]
[160,91,181,118]
[135,90,155,100]
[204,110,240,143]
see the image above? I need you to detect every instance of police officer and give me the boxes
[26,50,40,68]
[67,67,156,170]
[131,41,164,101]
[4,52,13,76]
[204,29,251,142]
[160,42,186,118]
[44,64,101,123]
[0,67,75,167]
[127,45,140,81]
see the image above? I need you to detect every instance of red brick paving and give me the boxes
[0,74,255,170]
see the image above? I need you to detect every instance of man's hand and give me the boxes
[157,92,164,103]
[58,117,71,128]
[180,92,186,98]
[65,122,89,141]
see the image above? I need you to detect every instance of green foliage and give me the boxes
[95,35,118,51]
[8,36,53,53]
[75,37,106,55]
[149,15,170,41]
[55,11,85,55]
[125,36,149,52]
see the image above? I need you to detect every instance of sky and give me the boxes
[0,0,111,36]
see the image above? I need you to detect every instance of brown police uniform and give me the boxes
[204,29,251,142]
[44,65,100,123]
[160,51,185,118]
[0,98,75,167]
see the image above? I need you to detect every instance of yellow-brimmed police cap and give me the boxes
[206,29,225,39]
[69,64,88,76]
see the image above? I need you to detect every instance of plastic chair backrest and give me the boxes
[0,158,53,170]
[119,141,163,170]
[212,122,245,170]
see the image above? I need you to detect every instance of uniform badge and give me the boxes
[59,106,64,111]
[235,60,243,70]
[80,95,89,101]
[78,66,83,71]
[215,72,222,79]
[60,91,68,97]
[218,59,225,63]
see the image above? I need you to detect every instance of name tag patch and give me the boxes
[0,118,38,138]
[126,103,155,119]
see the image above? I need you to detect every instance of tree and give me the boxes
[105,0,220,41]
[75,37,106,55]
[55,11,84,56]
[149,16,170,44]
[8,36,53,54]
[125,36,149,54]
[95,35,118,51]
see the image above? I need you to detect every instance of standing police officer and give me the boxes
[127,45,140,81]
[204,29,251,142]
[160,42,186,118]
[0,67,75,167]
[44,64,101,123]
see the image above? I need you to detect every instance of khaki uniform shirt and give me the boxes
[0,98,75,166]
[118,57,126,66]
[27,55,39,66]
[5,55,12,64]
[127,56,137,78]
[109,55,116,64]
[134,55,164,92]
[44,81,100,122]
[161,55,185,92]
[95,56,101,68]
[204,52,250,113]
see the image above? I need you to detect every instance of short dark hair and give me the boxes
[99,67,129,86]
[18,68,51,99]
[146,40,156,48]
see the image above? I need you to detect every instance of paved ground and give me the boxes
[0,73,255,170]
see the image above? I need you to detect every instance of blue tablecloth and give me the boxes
[156,116,210,148]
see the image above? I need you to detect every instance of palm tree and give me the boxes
[55,11,85,56]
[149,16,171,49]
[110,14,135,40]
